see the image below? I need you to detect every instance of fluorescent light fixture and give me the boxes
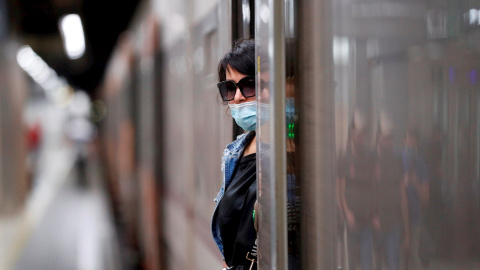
[59,14,86,59]
[16,45,72,106]
[17,45,58,88]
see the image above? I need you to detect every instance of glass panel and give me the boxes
[256,0,290,268]
[332,1,480,269]
[255,0,301,268]
[256,0,300,268]
[256,0,275,267]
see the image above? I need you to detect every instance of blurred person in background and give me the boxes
[25,118,43,187]
[211,39,264,270]
[64,91,96,188]
[337,112,375,270]
[402,129,430,269]
[373,116,408,270]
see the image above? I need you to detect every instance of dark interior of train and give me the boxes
[6,0,142,94]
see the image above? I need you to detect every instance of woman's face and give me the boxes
[226,66,256,105]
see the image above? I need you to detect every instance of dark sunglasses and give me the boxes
[217,76,256,101]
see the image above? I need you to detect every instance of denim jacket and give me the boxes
[211,131,256,257]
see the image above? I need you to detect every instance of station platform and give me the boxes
[0,145,124,270]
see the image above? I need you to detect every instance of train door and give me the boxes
[295,0,480,269]
[255,0,301,269]
[257,0,480,269]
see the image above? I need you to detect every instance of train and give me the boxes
[98,0,480,269]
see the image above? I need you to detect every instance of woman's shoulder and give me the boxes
[226,131,255,151]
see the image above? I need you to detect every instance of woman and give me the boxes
[211,39,259,270]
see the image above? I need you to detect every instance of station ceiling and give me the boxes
[7,0,142,96]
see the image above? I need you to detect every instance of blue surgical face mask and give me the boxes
[229,101,270,131]
[229,101,257,131]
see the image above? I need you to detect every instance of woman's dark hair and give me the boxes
[217,39,255,82]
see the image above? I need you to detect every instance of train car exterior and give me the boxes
[256,0,480,269]
[99,0,480,269]
[99,0,252,269]
[99,8,162,269]
[151,1,237,269]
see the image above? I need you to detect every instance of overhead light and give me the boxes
[16,45,73,107]
[59,14,86,59]
[17,45,58,89]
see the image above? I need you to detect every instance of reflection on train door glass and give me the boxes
[333,1,480,269]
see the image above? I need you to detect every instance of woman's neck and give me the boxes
[242,135,256,156]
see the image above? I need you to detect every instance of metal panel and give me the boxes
[297,0,336,269]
